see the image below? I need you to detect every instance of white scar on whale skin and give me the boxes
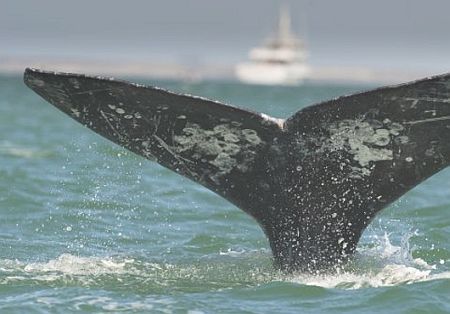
[403,115,450,125]
[325,118,406,177]
[260,113,285,129]
[404,97,450,104]
[172,122,264,177]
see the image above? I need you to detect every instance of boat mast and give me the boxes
[278,4,293,42]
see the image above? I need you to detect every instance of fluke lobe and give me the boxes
[24,68,450,272]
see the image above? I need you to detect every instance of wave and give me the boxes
[0,232,447,290]
[0,142,52,159]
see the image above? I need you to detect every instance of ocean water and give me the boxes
[0,73,449,313]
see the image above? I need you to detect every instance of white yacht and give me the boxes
[235,6,310,85]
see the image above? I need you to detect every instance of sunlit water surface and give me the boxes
[0,74,449,313]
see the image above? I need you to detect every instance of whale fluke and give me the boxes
[24,68,450,272]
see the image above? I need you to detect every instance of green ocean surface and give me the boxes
[0,73,448,313]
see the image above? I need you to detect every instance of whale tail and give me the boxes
[24,68,450,272]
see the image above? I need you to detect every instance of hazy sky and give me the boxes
[2,0,450,71]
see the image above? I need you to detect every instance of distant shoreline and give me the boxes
[0,56,433,85]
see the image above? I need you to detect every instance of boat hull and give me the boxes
[235,62,310,86]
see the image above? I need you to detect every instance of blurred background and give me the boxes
[1,0,449,84]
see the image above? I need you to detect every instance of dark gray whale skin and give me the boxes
[24,68,450,272]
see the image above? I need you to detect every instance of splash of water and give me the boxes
[286,232,449,289]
